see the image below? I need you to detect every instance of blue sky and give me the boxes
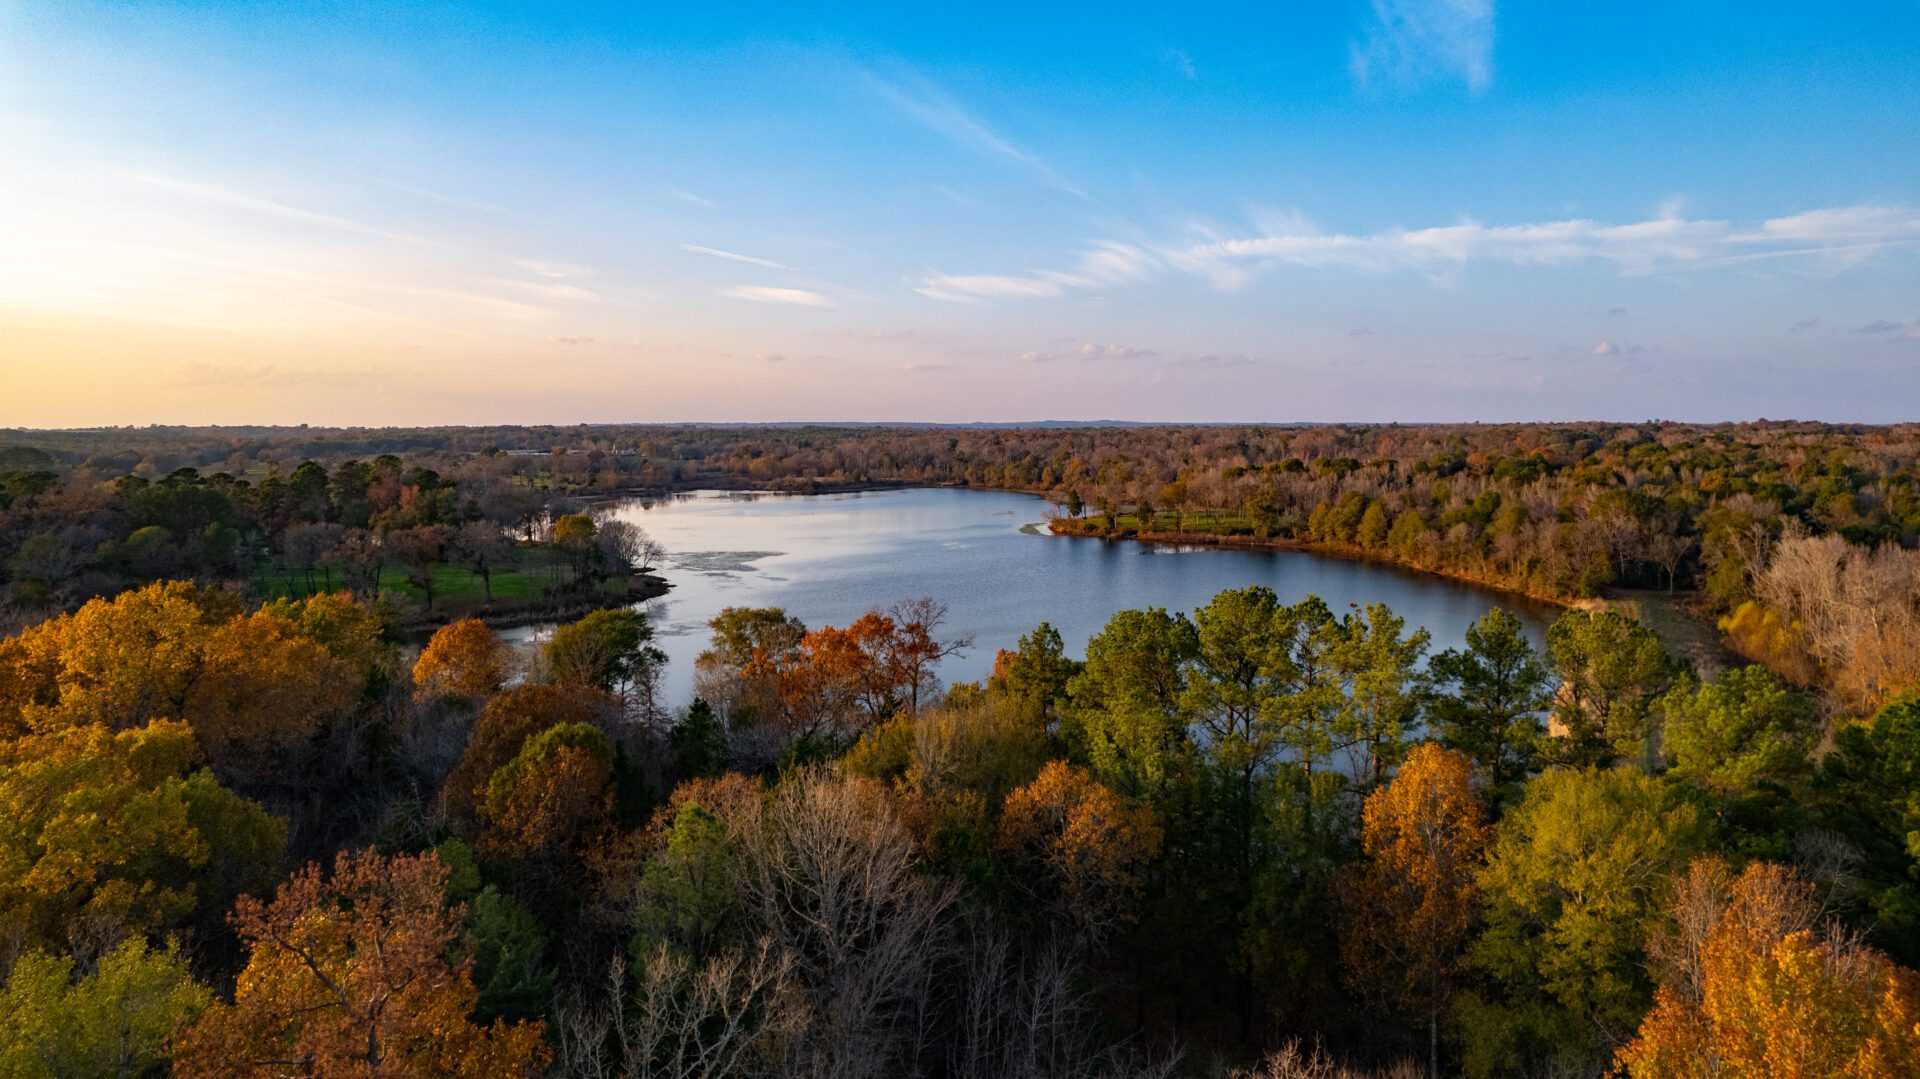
[1,1,1916,425]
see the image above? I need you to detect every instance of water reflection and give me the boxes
[503,488,1559,708]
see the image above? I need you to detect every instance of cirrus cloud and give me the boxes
[717,285,835,307]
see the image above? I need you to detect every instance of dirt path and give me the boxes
[1606,588,1740,679]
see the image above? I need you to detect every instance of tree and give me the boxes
[444,683,607,829]
[480,722,617,878]
[1461,767,1711,1076]
[737,773,958,1079]
[185,609,360,795]
[1335,744,1490,1079]
[1067,607,1197,797]
[1427,608,1551,803]
[1333,603,1430,790]
[0,719,285,952]
[885,596,974,714]
[1546,609,1679,769]
[671,698,728,780]
[554,512,599,582]
[996,761,1163,948]
[387,523,451,610]
[1810,693,1920,962]
[0,937,209,1078]
[546,608,666,721]
[452,520,513,602]
[173,849,549,1078]
[986,621,1080,726]
[414,617,513,701]
[632,802,742,959]
[596,517,664,577]
[0,580,231,734]
[1658,665,1818,795]
[1617,859,1920,1077]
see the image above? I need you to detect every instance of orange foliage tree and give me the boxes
[1334,743,1492,1077]
[172,849,549,1078]
[413,618,512,701]
[996,760,1163,945]
[1617,858,1920,1078]
[185,610,359,792]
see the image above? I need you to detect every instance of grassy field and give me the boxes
[252,548,620,609]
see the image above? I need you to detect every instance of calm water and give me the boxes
[506,488,1558,707]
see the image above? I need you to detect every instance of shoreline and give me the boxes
[395,571,671,636]
[1042,517,1579,611]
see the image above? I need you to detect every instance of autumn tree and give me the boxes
[443,683,608,829]
[414,617,513,701]
[173,849,549,1078]
[479,722,617,890]
[0,719,284,951]
[1617,859,1920,1077]
[1335,744,1491,1079]
[997,761,1163,947]
[184,608,361,796]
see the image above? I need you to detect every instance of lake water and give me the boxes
[506,488,1559,708]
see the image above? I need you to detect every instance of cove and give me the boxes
[503,488,1561,706]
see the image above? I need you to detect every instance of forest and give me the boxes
[0,421,1917,1077]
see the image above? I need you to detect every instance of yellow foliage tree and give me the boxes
[1618,859,1920,1077]
[0,719,284,950]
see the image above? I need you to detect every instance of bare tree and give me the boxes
[737,773,959,1079]
[557,944,802,1079]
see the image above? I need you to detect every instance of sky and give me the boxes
[1,1,1917,427]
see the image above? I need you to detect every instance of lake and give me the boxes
[505,488,1560,707]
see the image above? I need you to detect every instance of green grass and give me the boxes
[252,548,606,607]
[1056,511,1258,535]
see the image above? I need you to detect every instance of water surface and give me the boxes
[507,488,1558,707]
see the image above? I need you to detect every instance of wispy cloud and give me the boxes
[1021,342,1160,363]
[867,70,1084,197]
[717,285,836,308]
[917,204,1920,304]
[1855,320,1907,334]
[682,244,789,269]
[1350,0,1496,94]
[1182,205,1920,277]
[1162,47,1198,80]
[136,174,414,240]
[1591,340,1644,356]
[667,186,717,208]
[916,242,1157,303]
[917,273,1069,304]
[516,259,593,279]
